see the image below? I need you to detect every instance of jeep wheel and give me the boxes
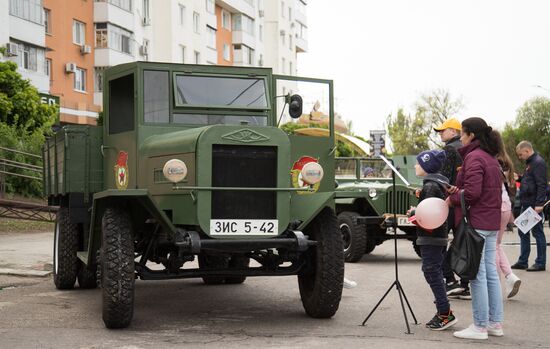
[199,255,229,285]
[101,207,135,329]
[53,207,78,290]
[298,207,344,318]
[338,212,366,263]
[77,261,98,289]
[364,225,379,255]
[225,256,250,284]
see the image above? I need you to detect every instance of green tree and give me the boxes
[503,97,550,175]
[386,108,430,154]
[0,60,57,197]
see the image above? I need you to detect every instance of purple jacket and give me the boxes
[449,140,502,230]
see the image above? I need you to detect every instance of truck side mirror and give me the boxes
[288,94,303,119]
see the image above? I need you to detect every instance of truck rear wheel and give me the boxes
[53,207,78,290]
[199,255,229,285]
[338,211,366,263]
[101,207,135,329]
[298,207,344,318]
[225,256,250,284]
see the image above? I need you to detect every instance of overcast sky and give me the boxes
[297,0,550,137]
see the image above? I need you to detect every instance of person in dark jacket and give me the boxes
[434,118,470,299]
[447,117,503,340]
[412,149,457,331]
[511,141,548,272]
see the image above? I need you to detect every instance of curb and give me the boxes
[0,268,52,277]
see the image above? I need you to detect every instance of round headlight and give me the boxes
[369,188,377,198]
[301,162,324,185]
[162,159,188,183]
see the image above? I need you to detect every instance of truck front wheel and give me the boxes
[338,211,366,263]
[101,207,135,329]
[53,207,78,290]
[298,207,344,318]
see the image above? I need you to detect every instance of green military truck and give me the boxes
[43,62,343,328]
[334,157,420,262]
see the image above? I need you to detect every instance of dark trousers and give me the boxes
[443,246,470,288]
[420,245,450,314]
[517,206,546,267]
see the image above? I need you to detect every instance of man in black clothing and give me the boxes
[512,141,548,272]
[433,118,470,299]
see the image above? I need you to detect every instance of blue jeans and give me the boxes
[517,206,546,267]
[471,229,503,327]
[420,245,449,314]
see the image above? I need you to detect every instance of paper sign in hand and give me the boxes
[514,207,543,234]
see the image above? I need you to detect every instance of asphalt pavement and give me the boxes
[1,225,550,348]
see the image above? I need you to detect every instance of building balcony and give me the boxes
[232,31,255,50]
[295,36,308,53]
[94,1,134,31]
[9,16,45,48]
[95,47,134,67]
[294,9,307,28]
[18,69,49,93]
[206,47,217,65]
[216,0,255,18]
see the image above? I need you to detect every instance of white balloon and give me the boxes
[415,197,449,230]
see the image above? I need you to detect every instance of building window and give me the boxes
[281,58,285,74]
[194,51,200,64]
[222,10,230,30]
[97,0,132,12]
[8,41,45,73]
[45,58,51,77]
[281,1,285,18]
[281,33,285,45]
[141,39,149,60]
[234,44,253,65]
[232,14,254,36]
[258,54,263,67]
[94,23,133,55]
[181,45,186,63]
[73,20,86,45]
[289,61,292,76]
[206,0,215,14]
[143,0,150,22]
[259,25,263,42]
[94,67,105,92]
[289,34,292,49]
[9,0,42,24]
[288,7,292,21]
[44,9,51,34]
[74,67,86,92]
[223,44,230,61]
[207,26,216,49]
[193,12,200,33]
[179,4,185,25]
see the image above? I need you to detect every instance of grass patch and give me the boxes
[0,218,54,233]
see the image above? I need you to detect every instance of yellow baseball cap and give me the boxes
[433,118,462,132]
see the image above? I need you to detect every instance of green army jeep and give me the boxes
[43,62,344,328]
[334,157,420,262]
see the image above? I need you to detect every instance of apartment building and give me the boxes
[1,0,308,125]
[44,0,100,124]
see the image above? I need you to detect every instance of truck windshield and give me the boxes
[174,75,268,109]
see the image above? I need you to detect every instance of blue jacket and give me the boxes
[519,152,548,207]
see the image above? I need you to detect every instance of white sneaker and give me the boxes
[487,322,504,337]
[453,324,488,340]
[343,278,357,289]
[505,273,521,298]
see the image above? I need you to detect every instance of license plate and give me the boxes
[397,216,415,227]
[210,219,278,236]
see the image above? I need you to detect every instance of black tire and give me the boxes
[225,256,250,284]
[77,261,98,289]
[338,211,366,263]
[412,240,422,258]
[198,255,229,285]
[298,207,344,318]
[364,225,378,255]
[53,207,78,290]
[101,207,135,329]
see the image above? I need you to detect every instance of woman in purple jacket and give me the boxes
[446,117,504,340]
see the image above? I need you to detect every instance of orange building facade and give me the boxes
[215,5,233,66]
[44,0,99,125]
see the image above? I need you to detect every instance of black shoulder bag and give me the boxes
[448,191,485,280]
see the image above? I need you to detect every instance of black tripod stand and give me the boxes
[361,155,418,334]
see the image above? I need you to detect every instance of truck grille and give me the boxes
[212,145,277,219]
[385,189,410,215]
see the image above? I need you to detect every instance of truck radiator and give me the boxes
[385,189,410,215]
[211,144,277,219]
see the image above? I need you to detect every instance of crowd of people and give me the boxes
[412,117,548,340]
